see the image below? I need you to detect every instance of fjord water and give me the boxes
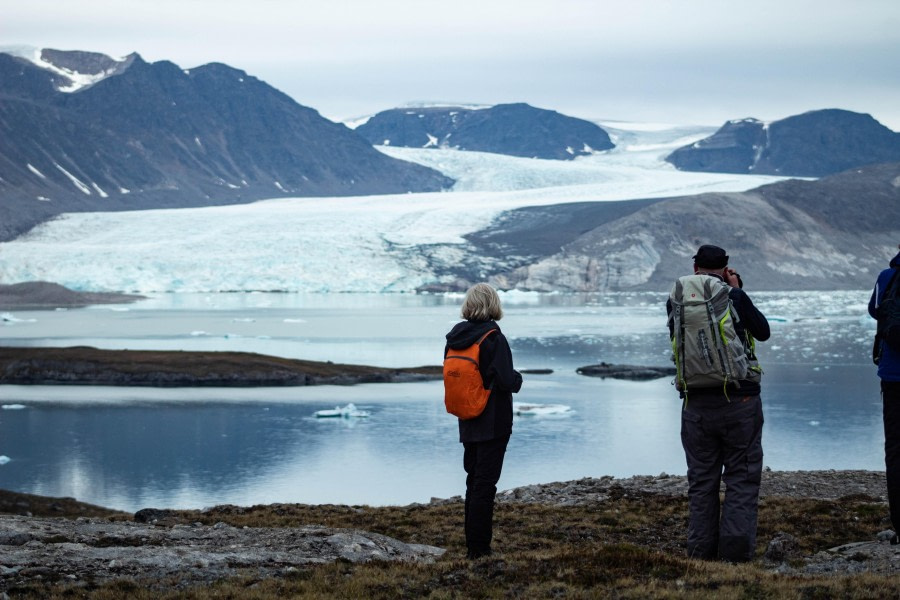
[0,290,882,512]
[0,123,880,510]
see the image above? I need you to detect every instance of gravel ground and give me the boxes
[489,468,889,505]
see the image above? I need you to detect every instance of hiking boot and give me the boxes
[466,548,492,560]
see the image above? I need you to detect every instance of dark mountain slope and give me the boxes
[356,103,614,159]
[441,162,900,292]
[666,109,900,177]
[0,50,452,241]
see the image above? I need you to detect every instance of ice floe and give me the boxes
[314,403,371,419]
[514,402,573,417]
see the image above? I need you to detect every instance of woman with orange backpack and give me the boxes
[444,282,522,559]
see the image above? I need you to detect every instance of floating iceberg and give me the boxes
[513,402,572,417]
[1,404,26,410]
[2,313,36,323]
[0,456,10,465]
[314,403,371,419]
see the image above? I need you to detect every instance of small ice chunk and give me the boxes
[514,402,572,416]
[2,313,37,323]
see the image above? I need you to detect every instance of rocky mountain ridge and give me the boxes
[0,48,452,241]
[666,109,900,177]
[356,103,615,159]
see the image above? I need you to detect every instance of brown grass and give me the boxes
[0,488,129,520]
[6,488,900,599]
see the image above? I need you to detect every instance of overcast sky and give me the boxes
[3,0,900,128]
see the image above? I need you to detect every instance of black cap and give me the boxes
[693,245,729,269]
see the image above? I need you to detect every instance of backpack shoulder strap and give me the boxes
[476,329,498,345]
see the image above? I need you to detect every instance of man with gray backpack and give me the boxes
[667,244,770,562]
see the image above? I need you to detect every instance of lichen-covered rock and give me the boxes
[765,532,801,562]
[0,515,444,590]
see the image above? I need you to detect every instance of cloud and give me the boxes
[3,0,900,127]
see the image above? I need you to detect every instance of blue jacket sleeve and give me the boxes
[870,268,895,319]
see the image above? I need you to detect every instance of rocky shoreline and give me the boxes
[1,469,897,593]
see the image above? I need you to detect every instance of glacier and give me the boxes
[0,122,789,293]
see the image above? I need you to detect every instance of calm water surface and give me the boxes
[0,291,884,512]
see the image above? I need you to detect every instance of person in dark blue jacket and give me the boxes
[445,283,522,559]
[868,243,900,544]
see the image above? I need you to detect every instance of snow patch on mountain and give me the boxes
[1,45,128,92]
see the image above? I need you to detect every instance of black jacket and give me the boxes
[445,319,522,443]
[667,275,771,399]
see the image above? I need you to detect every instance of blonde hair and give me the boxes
[461,283,503,321]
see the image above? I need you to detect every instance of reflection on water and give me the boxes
[0,290,886,511]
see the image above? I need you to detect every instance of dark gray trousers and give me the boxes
[681,394,764,562]
[883,381,900,532]
[463,435,509,555]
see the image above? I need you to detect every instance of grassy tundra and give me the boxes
[3,485,900,599]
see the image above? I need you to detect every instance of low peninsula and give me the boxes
[0,281,144,310]
[0,346,442,387]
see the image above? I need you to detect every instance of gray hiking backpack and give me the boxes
[668,274,760,392]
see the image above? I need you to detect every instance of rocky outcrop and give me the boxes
[666,109,900,177]
[356,103,614,159]
[0,515,444,589]
[455,161,900,292]
[0,347,442,387]
[0,49,453,241]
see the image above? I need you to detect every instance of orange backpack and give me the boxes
[443,329,498,419]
